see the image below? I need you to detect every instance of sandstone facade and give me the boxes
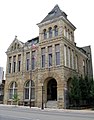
[4,5,93,108]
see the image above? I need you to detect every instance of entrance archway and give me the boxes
[47,78,57,101]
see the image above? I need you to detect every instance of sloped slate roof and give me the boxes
[39,4,76,29]
[25,36,39,45]
[82,46,91,54]
[40,4,67,23]
[77,45,92,56]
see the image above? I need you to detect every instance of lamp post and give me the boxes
[29,71,32,108]
[41,83,44,109]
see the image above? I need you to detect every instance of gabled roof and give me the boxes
[40,4,66,23]
[6,36,24,53]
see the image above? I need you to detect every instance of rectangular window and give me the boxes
[9,57,12,73]
[13,56,16,73]
[48,46,52,67]
[68,47,71,68]
[72,50,74,69]
[26,52,30,71]
[41,48,45,68]
[55,44,60,65]
[32,51,36,70]
[64,45,67,66]
[18,54,21,72]
[75,55,78,71]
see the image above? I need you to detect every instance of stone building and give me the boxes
[4,5,93,108]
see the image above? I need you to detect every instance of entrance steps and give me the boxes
[46,100,57,108]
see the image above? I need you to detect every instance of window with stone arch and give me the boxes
[64,26,67,37]
[14,43,17,50]
[49,27,52,38]
[54,25,58,36]
[9,81,17,99]
[24,80,35,100]
[70,32,73,41]
[43,29,47,39]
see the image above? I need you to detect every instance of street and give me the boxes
[0,105,94,120]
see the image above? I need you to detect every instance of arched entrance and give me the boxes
[47,78,57,101]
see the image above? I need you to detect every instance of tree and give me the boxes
[90,80,94,105]
[79,76,86,101]
[69,76,81,107]
[79,76,93,106]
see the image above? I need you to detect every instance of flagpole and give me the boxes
[29,43,37,108]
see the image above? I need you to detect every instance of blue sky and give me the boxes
[0,0,94,77]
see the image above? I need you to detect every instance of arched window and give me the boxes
[24,80,35,100]
[14,43,17,49]
[54,25,58,36]
[17,44,20,49]
[9,82,17,99]
[64,27,67,37]
[70,32,72,41]
[49,27,52,38]
[43,29,47,39]
[11,46,13,51]
[67,29,69,39]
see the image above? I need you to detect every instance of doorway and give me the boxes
[47,78,57,101]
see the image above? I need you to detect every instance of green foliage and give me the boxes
[68,75,94,107]
[90,81,94,98]
[79,76,87,100]
[69,76,81,107]
[12,93,20,104]
[69,76,81,100]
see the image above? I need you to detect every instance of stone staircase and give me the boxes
[46,100,58,108]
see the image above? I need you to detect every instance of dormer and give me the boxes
[37,4,76,44]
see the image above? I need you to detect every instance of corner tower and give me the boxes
[37,4,76,45]
[37,5,77,109]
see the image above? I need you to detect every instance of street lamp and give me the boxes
[29,72,32,108]
[41,83,44,109]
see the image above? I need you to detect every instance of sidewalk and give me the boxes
[0,104,94,113]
